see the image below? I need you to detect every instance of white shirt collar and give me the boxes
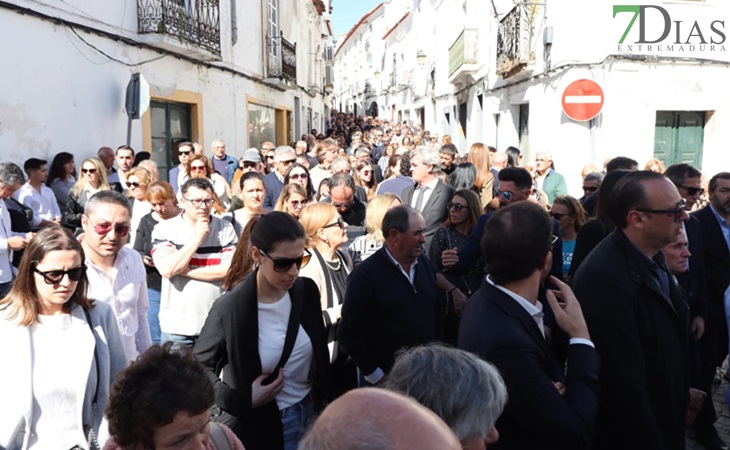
[486,275,545,338]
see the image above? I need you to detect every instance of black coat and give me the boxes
[572,230,689,450]
[693,206,730,324]
[194,272,331,450]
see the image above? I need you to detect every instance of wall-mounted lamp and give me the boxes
[416,50,427,67]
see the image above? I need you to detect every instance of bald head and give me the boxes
[300,388,461,450]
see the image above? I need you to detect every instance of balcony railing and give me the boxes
[266,33,297,83]
[497,4,539,76]
[448,28,478,78]
[138,0,221,56]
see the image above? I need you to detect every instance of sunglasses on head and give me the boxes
[81,168,97,174]
[447,202,466,212]
[678,185,704,196]
[33,266,85,285]
[322,217,345,230]
[259,249,311,272]
[582,186,599,193]
[90,219,131,237]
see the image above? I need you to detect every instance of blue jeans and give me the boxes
[147,288,161,346]
[160,332,198,350]
[280,394,314,450]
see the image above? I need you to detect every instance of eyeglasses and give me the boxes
[88,219,131,237]
[447,202,466,212]
[190,165,207,172]
[259,249,311,272]
[550,212,569,220]
[33,266,85,285]
[280,159,296,166]
[290,173,308,180]
[322,217,345,229]
[582,186,599,193]
[636,199,687,222]
[361,170,372,176]
[184,197,215,208]
[81,168,97,174]
[289,199,308,208]
[678,185,704,196]
[243,162,259,169]
[127,182,142,188]
[178,150,192,156]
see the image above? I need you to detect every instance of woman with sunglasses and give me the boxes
[133,181,183,346]
[354,161,377,202]
[196,212,331,450]
[428,189,483,345]
[0,225,126,450]
[188,154,232,211]
[283,163,315,200]
[125,167,153,247]
[275,183,309,220]
[229,171,267,235]
[550,195,587,282]
[65,157,113,233]
[298,203,354,394]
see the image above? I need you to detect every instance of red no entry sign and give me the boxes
[561,79,604,122]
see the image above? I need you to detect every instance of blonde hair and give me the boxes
[553,195,587,233]
[299,202,339,248]
[644,158,665,173]
[71,157,110,197]
[125,167,152,198]
[468,143,492,191]
[274,183,308,214]
[365,193,401,242]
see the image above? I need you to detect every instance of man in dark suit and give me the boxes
[458,201,600,449]
[665,164,723,450]
[572,171,690,450]
[262,146,297,210]
[401,147,454,249]
[168,141,193,193]
[693,172,730,434]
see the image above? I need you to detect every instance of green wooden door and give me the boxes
[150,101,192,182]
[653,111,705,168]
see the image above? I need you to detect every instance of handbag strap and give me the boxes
[208,422,233,450]
[312,248,334,309]
[273,279,306,373]
[82,307,100,407]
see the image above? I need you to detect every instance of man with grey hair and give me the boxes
[210,139,237,185]
[580,172,603,204]
[262,145,297,210]
[97,146,117,178]
[295,140,318,168]
[533,151,567,205]
[81,190,151,362]
[138,159,159,183]
[169,141,193,193]
[401,146,454,248]
[0,162,30,296]
[326,172,367,236]
[338,205,443,387]
[386,344,507,449]
[490,150,508,197]
[330,157,351,175]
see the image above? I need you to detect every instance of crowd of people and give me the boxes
[1,111,730,450]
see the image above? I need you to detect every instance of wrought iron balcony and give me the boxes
[448,28,478,79]
[266,33,297,85]
[496,4,538,77]
[138,0,221,56]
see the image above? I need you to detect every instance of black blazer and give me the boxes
[401,180,454,247]
[572,230,689,450]
[675,215,708,319]
[693,206,730,320]
[194,272,331,450]
[262,172,284,211]
[458,280,600,449]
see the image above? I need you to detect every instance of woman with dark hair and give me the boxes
[284,163,315,200]
[195,212,331,450]
[229,171,267,235]
[505,146,522,167]
[353,160,377,201]
[65,157,114,232]
[0,226,126,450]
[551,195,587,281]
[428,189,483,344]
[569,169,630,278]
[378,143,397,174]
[447,163,477,192]
[316,178,330,202]
[383,154,401,180]
[47,151,76,212]
[133,181,183,346]
[104,343,245,449]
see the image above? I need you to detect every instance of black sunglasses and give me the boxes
[447,203,466,212]
[33,266,85,285]
[582,186,599,193]
[259,249,311,273]
[81,168,97,174]
[678,185,704,196]
[322,217,345,229]
[636,199,687,222]
[550,212,569,220]
[178,150,192,156]
[127,182,142,188]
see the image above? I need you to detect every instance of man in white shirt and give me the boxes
[81,190,151,362]
[14,158,62,230]
[152,178,237,347]
[0,163,30,296]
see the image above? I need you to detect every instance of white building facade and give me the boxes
[0,0,333,181]
[333,0,730,194]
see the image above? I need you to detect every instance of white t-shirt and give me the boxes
[258,292,314,410]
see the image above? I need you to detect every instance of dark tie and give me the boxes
[414,186,428,212]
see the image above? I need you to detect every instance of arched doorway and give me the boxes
[368,101,379,117]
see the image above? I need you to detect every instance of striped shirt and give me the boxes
[85,246,151,362]
[151,214,237,336]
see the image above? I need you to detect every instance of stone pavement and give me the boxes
[687,372,730,450]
